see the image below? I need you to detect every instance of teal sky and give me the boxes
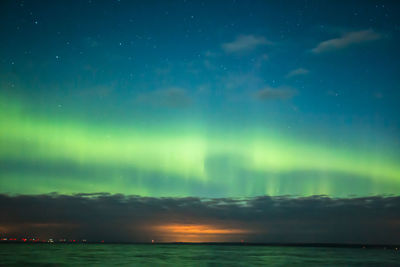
[1,0,400,197]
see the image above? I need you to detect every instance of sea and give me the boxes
[0,244,399,266]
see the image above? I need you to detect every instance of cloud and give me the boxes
[223,73,263,91]
[222,35,273,53]
[136,87,191,108]
[254,86,297,101]
[286,68,309,78]
[311,29,382,54]
[204,50,218,58]
[1,194,400,244]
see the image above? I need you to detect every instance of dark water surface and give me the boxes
[0,244,399,266]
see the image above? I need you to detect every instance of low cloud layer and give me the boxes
[1,194,399,244]
[312,29,382,54]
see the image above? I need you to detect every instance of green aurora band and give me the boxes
[1,94,399,197]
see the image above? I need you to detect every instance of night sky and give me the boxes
[1,0,400,243]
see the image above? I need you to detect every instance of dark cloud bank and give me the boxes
[1,194,399,244]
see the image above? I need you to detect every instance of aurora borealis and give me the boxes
[1,0,400,243]
[1,93,400,197]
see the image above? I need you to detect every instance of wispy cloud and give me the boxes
[286,68,309,78]
[311,29,382,54]
[222,35,273,53]
[254,86,297,101]
[1,194,400,244]
[136,87,191,108]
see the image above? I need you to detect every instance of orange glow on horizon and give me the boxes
[155,224,249,235]
[152,224,251,242]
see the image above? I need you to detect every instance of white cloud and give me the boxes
[286,68,309,78]
[222,35,273,53]
[311,29,382,54]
